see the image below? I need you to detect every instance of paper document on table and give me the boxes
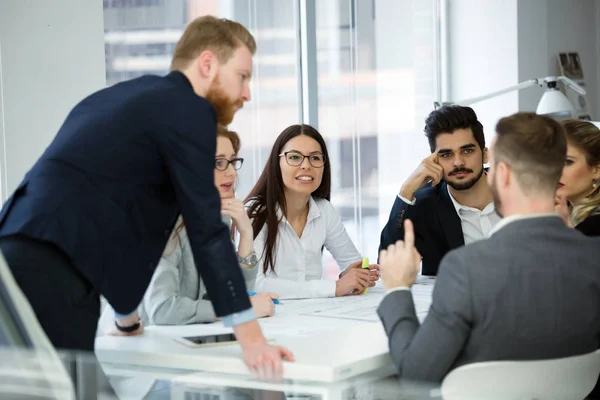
[413,276,436,321]
[273,287,384,322]
[414,275,436,286]
[275,278,435,323]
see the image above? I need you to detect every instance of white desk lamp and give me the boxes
[435,76,587,119]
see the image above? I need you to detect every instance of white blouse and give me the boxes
[254,197,362,299]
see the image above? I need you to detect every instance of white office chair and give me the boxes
[441,350,600,400]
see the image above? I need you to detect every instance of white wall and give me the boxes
[597,1,600,119]
[447,0,520,144]
[517,0,549,113]
[518,0,599,118]
[597,1,600,118]
[0,0,106,201]
[375,0,440,241]
[448,0,600,138]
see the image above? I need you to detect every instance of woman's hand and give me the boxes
[335,268,370,296]
[555,196,573,228]
[222,198,255,263]
[250,292,278,318]
[344,259,380,287]
[221,198,253,237]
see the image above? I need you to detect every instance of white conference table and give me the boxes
[95,277,435,390]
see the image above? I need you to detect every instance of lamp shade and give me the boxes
[536,88,575,119]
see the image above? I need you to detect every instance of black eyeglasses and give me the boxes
[279,151,326,168]
[214,157,244,171]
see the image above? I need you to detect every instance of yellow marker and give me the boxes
[362,257,369,294]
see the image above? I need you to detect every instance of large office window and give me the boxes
[103,0,301,199]
[103,0,441,277]
[314,0,441,275]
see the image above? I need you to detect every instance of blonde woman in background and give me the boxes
[556,120,600,236]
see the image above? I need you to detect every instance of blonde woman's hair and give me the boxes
[561,120,600,225]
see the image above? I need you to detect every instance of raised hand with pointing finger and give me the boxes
[379,220,422,290]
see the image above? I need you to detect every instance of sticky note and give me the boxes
[362,257,369,294]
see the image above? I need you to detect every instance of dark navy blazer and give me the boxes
[379,182,464,276]
[0,71,250,316]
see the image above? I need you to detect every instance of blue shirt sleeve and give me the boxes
[113,309,138,319]
[221,307,256,327]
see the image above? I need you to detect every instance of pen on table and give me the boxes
[247,290,281,305]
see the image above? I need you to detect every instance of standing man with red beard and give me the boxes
[0,16,293,379]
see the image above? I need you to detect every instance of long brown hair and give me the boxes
[561,119,600,225]
[244,124,331,274]
[166,126,241,255]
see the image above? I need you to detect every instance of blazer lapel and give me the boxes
[437,182,465,250]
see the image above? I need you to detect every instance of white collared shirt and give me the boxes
[488,213,560,237]
[446,186,501,244]
[398,187,501,245]
[254,197,362,299]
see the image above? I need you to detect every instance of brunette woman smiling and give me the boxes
[245,124,379,300]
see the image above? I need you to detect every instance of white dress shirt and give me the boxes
[254,197,362,299]
[398,188,501,245]
[446,186,501,244]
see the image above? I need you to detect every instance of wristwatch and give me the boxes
[238,251,258,268]
[115,319,141,333]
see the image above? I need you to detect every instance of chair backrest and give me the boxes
[0,251,75,399]
[441,350,600,400]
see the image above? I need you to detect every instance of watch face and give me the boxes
[239,252,258,266]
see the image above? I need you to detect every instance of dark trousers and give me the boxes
[0,235,100,351]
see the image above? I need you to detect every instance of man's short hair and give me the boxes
[170,15,256,71]
[494,112,567,195]
[424,105,485,153]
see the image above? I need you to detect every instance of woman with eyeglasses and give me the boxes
[138,127,279,326]
[245,124,379,300]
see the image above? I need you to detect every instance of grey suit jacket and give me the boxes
[378,215,600,383]
[140,216,258,325]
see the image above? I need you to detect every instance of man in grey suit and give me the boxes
[377,112,600,384]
